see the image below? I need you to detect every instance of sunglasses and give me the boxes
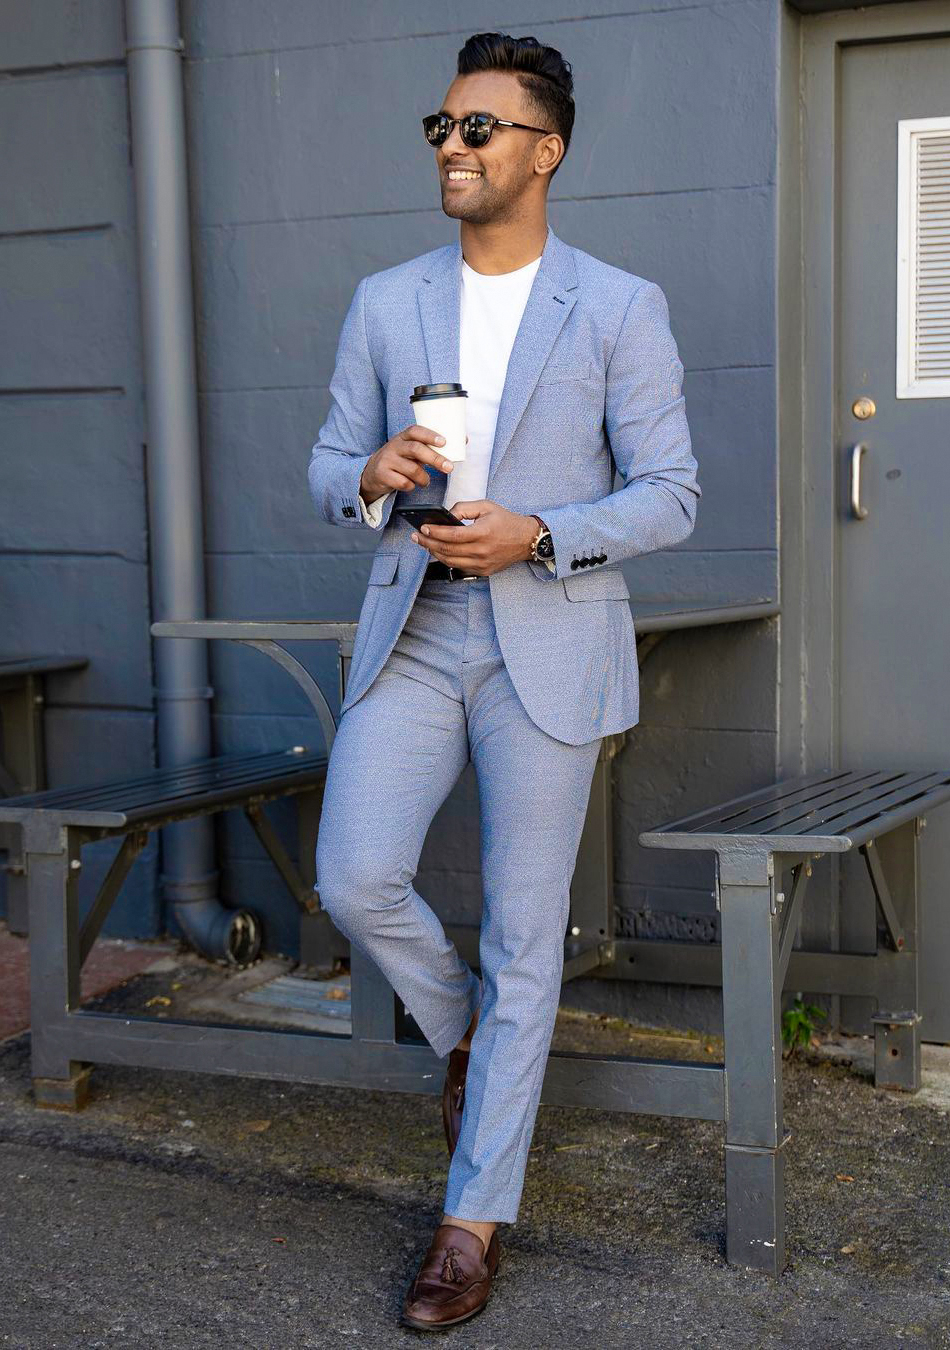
[423,111,552,149]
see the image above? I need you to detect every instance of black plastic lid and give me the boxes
[410,382,468,401]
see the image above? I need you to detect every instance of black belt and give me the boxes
[423,560,480,582]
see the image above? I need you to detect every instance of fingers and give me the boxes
[418,524,477,543]
[399,425,455,471]
[376,425,455,492]
[415,542,485,572]
[444,500,489,520]
[410,530,482,567]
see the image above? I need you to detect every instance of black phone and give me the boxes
[394,506,465,528]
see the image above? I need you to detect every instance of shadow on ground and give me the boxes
[1,949,949,1348]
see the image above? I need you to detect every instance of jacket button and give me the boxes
[570,559,579,570]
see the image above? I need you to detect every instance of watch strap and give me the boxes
[529,514,553,563]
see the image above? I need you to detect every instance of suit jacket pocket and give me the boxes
[368,551,399,585]
[562,568,631,601]
[537,361,593,385]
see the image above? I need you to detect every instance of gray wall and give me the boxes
[1,0,781,1020]
[0,0,159,935]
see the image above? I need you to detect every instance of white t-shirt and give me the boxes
[359,253,553,569]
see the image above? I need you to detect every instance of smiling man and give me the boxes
[308,31,700,1331]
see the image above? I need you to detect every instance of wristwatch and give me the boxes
[528,514,555,563]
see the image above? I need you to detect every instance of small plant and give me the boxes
[781,993,827,1056]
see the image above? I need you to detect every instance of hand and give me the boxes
[409,500,538,576]
[359,425,455,505]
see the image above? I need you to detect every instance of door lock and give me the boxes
[851,396,876,420]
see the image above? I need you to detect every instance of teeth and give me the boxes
[448,170,481,180]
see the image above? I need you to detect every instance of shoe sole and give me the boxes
[401,1283,495,1331]
[401,1301,489,1331]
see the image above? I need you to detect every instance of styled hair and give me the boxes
[456,32,575,174]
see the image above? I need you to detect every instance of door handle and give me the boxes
[850,442,869,520]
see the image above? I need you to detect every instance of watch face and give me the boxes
[536,533,555,559]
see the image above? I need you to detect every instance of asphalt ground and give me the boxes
[1,958,949,1349]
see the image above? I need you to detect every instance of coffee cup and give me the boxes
[409,382,467,462]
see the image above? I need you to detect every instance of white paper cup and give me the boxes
[409,382,468,462]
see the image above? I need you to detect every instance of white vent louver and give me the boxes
[897,117,950,399]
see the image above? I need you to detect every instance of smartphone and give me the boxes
[394,505,465,528]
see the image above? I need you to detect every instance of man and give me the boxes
[308,31,700,1331]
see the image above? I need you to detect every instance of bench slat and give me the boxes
[718,770,920,837]
[657,769,862,835]
[0,749,328,829]
[776,771,950,838]
[640,769,950,851]
[685,769,881,835]
[0,748,306,813]
[117,755,328,822]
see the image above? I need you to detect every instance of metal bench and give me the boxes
[0,654,89,934]
[0,747,328,1110]
[638,767,950,1275]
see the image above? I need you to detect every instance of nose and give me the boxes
[441,120,467,154]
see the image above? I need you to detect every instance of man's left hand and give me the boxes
[409,501,537,576]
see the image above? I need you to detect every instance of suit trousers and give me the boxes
[314,574,602,1222]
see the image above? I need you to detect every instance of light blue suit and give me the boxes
[308,226,700,1223]
[308,225,700,746]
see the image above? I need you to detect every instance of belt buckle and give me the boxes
[449,565,478,582]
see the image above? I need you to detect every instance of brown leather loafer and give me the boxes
[401,1222,500,1330]
[441,1046,469,1158]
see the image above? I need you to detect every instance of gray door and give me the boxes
[837,38,950,1040]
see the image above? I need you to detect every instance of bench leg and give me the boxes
[867,821,921,1092]
[719,861,788,1275]
[567,738,617,966]
[26,830,93,1109]
[297,784,351,969]
[349,942,398,1043]
[0,822,29,935]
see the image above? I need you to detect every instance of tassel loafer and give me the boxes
[401,1222,500,1330]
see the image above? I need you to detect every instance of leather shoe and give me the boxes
[401,1223,500,1330]
[441,1046,469,1158]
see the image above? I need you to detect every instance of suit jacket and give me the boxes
[308,225,700,746]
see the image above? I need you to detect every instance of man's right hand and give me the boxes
[359,426,455,507]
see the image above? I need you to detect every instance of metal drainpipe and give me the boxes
[124,0,261,963]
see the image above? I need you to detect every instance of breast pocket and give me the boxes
[538,361,593,385]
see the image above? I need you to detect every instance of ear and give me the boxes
[535,134,564,178]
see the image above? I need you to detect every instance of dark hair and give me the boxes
[456,32,575,174]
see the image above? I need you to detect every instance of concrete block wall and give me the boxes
[0,2,781,1018]
[0,0,158,935]
[180,0,781,996]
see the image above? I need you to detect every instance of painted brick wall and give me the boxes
[0,0,159,935]
[0,2,780,1020]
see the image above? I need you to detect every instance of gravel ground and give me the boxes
[1,957,949,1348]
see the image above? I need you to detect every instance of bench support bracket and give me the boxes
[244,802,319,915]
[78,830,150,965]
[860,838,905,951]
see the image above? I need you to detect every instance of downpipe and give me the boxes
[125,0,261,963]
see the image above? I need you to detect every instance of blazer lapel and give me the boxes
[417,240,462,386]
[414,227,579,485]
[487,227,578,484]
